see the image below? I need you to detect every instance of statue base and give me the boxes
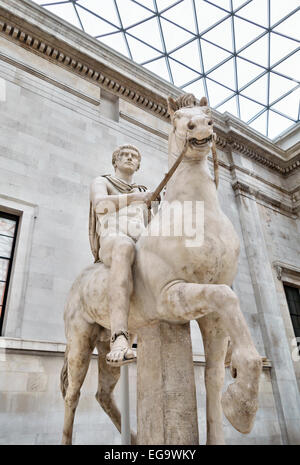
[136,321,199,444]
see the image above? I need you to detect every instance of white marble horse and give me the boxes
[60,94,262,445]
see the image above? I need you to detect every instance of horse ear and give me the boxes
[199,96,208,107]
[167,96,178,119]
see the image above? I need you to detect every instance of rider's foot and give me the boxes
[106,334,136,366]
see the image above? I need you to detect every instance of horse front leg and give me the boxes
[160,282,262,434]
[197,313,229,445]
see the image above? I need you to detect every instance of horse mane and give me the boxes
[168,93,208,112]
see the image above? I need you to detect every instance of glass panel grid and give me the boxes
[34,0,300,140]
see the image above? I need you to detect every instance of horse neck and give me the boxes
[166,131,219,207]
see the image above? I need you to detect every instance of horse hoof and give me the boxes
[221,383,258,434]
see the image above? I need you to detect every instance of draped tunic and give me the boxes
[89,174,147,263]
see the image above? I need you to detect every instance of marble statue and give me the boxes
[89,144,152,366]
[60,94,262,445]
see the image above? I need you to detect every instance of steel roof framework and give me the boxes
[33,0,300,139]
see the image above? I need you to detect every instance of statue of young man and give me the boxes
[89,144,154,366]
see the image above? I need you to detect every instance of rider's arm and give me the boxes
[90,177,152,215]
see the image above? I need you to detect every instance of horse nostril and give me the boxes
[188,122,195,130]
[208,120,213,126]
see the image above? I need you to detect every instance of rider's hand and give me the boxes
[143,191,155,208]
[133,191,159,208]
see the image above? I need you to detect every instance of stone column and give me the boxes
[234,183,300,444]
[136,322,199,445]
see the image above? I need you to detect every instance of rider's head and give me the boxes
[112,144,141,173]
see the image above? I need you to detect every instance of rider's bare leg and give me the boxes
[103,236,136,366]
[160,281,262,434]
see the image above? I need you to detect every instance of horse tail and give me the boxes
[60,345,69,399]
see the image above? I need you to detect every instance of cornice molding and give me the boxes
[0,3,173,120]
[0,0,299,175]
[273,261,300,285]
[232,180,299,217]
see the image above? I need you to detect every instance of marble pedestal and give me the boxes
[137,321,199,444]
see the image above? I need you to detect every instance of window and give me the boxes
[284,284,300,351]
[0,212,19,335]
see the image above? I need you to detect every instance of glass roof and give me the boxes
[32,0,299,140]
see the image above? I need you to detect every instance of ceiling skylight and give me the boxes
[32,0,299,140]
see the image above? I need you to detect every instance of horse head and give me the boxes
[167,93,214,159]
[167,93,218,187]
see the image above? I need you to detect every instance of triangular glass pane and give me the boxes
[126,35,162,63]
[236,0,269,27]
[209,0,231,12]
[233,17,266,51]
[216,96,238,117]
[232,0,253,11]
[160,18,194,52]
[207,58,236,90]
[202,18,233,52]
[169,58,201,87]
[273,11,300,41]
[268,111,294,139]
[239,95,265,121]
[128,17,163,52]
[98,33,129,58]
[156,0,180,12]
[143,57,170,82]
[194,1,229,34]
[182,79,206,100]
[169,40,202,73]
[272,52,299,82]
[269,72,297,104]
[116,0,153,28]
[161,0,196,33]
[134,0,155,12]
[249,111,267,136]
[206,79,234,107]
[239,34,268,67]
[241,74,268,105]
[270,0,299,27]
[76,6,118,36]
[270,32,299,67]
[236,57,265,89]
[77,0,120,26]
[44,3,81,29]
[271,88,300,120]
[201,39,232,72]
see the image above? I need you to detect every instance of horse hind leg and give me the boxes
[197,313,229,445]
[95,340,137,445]
[61,319,98,445]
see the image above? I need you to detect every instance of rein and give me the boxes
[149,138,189,204]
[211,134,219,189]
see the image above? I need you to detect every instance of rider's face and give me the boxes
[115,149,140,174]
